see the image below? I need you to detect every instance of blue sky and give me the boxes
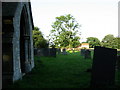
[31,0,119,42]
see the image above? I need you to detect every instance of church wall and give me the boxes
[2,2,34,85]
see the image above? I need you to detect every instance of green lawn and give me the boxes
[6,51,120,88]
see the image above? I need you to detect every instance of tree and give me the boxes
[112,37,119,49]
[49,14,81,48]
[32,27,48,48]
[118,37,120,49]
[86,37,101,48]
[101,34,118,49]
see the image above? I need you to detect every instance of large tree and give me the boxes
[101,34,118,49]
[49,14,81,48]
[32,27,48,48]
[86,37,101,48]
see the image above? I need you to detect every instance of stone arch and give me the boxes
[20,5,31,74]
[2,2,34,87]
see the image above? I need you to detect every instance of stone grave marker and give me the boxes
[117,55,120,70]
[37,49,42,56]
[91,46,117,88]
[84,49,91,59]
[36,48,42,56]
[117,51,120,54]
[62,48,67,55]
[80,49,86,56]
[49,48,56,57]
[57,48,61,54]
[43,48,49,57]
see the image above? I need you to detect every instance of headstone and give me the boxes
[36,48,57,57]
[91,46,117,88]
[57,48,61,54]
[117,55,120,70]
[37,49,44,56]
[49,48,56,57]
[117,51,120,55]
[37,49,41,56]
[62,48,67,55]
[80,49,86,56]
[84,49,91,59]
[43,48,49,57]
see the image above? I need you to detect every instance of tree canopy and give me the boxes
[86,35,120,49]
[86,37,101,48]
[48,14,81,48]
[101,34,118,49]
[32,27,48,48]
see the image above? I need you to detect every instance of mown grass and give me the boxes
[6,51,120,88]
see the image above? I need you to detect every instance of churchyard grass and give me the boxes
[6,51,119,88]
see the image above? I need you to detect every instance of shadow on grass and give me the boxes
[5,52,120,88]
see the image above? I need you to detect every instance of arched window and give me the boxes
[20,5,31,73]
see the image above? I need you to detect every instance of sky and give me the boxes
[31,0,119,42]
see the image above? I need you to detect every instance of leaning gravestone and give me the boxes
[91,46,117,88]
[49,48,56,57]
[84,49,91,59]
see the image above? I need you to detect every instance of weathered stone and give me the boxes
[91,46,117,88]
[117,51,120,54]
[35,48,57,57]
[80,49,86,56]
[84,49,91,59]
[43,48,49,57]
[37,49,44,56]
[2,2,34,87]
[57,48,61,54]
[62,48,67,55]
[49,48,56,57]
[117,55,120,70]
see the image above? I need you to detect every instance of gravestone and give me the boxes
[57,48,61,54]
[84,49,91,59]
[36,48,48,56]
[43,48,49,57]
[117,51,120,54]
[36,48,57,57]
[91,46,117,88]
[37,49,43,56]
[49,48,56,57]
[117,55,120,70]
[80,49,86,56]
[62,48,67,55]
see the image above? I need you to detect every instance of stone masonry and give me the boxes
[2,1,34,87]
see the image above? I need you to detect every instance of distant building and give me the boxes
[78,43,89,49]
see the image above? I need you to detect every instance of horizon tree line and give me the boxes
[32,14,120,49]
